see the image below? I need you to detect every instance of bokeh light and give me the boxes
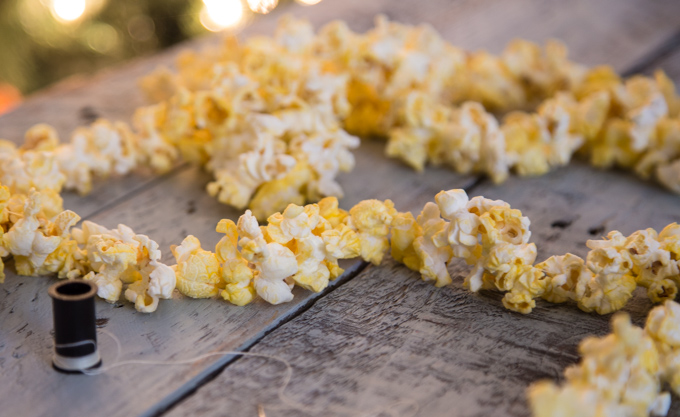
[84,22,119,54]
[0,83,22,115]
[50,0,87,22]
[247,0,277,14]
[200,0,244,32]
[295,0,322,5]
[127,15,156,42]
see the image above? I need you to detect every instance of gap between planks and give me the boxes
[151,23,680,417]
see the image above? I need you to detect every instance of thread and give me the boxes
[53,339,100,371]
[86,328,420,417]
[53,352,101,371]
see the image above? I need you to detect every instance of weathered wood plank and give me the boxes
[2,0,680,417]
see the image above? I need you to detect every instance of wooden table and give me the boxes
[2,0,680,416]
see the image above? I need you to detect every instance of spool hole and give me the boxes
[56,282,93,296]
[50,280,97,300]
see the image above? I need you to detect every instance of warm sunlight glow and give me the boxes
[295,0,322,5]
[247,0,277,14]
[200,0,244,32]
[51,0,86,22]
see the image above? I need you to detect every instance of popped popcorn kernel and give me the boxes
[171,235,221,299]
[238,210,297,304]
[346,199,396,265]
[537,253,591,304]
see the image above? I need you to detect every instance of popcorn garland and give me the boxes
[2,16,680,223]
[141,15,680,198]
[3,182,680,319]
[1,14,680,417]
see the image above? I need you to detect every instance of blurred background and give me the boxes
[0,0,322,113]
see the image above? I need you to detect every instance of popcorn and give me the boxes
[55,120,140,194]
[645,301,680,397]
[70,221,175,312]
[433,189,482,257]
[501,39,585,103]
[171,235,221,299]
[346,199,396,265]
[529,312,671,417]
[478,206,532,247]
[390,211,422,272]
[125,275,160,313]
[132,104,180,173]
[3,190,79,277]
[586,231,633,275]
[321,223,361,264]
[125,236,176,312]
[266,203,330,292]
[636,118,680,180]
[289,128,360,201]
[411,203,452,287]
[537,253,591,304]
[317,196,348,228]
[397,100,512,182]
[248,161,313,221]
[657,159,680,194]
[0,138,65,195]
[625,229,679,303]
[215,219,255,306]
[238,210,297,304]
[655,70,680,118]
[578,270,637,315]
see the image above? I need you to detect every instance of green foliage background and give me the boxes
[0,0,209,94]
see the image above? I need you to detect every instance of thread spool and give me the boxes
[48,280,101,373]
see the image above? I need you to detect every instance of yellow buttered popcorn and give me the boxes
[0,138,65,195]
[392,188,547,313]
[317,196,348,228]
[478,205,532,247]
[636,118,680,181]
[266,202,360,293]
[646,301,680,397]
[82,237,136,303]
[266,203,330,292]
[171,235,221,299]
[3,190,79,276]
[537,253,592,304]
[390,211,422,273]
[625,228,679,303]
[248,161,313,221]
[215,219,255,307]
[346,198,396,265]
[320,223,360,273]
[529,312,671,417]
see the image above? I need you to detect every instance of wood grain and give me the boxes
[1,0,680,416]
